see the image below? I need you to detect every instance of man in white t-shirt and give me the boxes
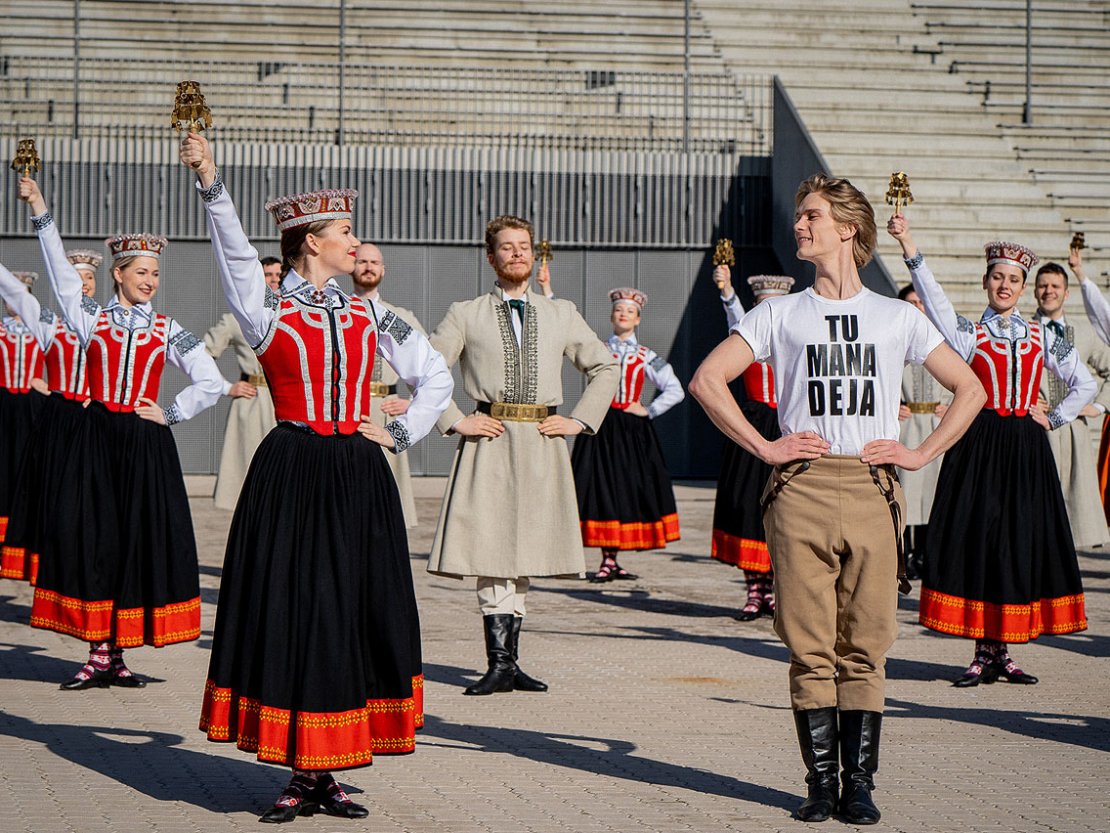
[691,174,985,824]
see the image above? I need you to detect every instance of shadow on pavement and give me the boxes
[886,697,1110,753]
[419,713,800,812]
[535,584,738,619]
[0,712,280,814]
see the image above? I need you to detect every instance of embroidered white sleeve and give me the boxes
[368,298,453,451]
[1080,279,1110,347]
[1043,324,1097,428]
[643,349,685,419]
[198,182,275,348]
[32,212,100,346]
[0,262,56,351]
[907,257,976,361]
[163,318,227,423]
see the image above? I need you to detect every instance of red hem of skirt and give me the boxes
[0,516,7,541]
[30,589,201,646]
[580,513,680,550]
[199,674,424,769]
[0,546,38,584]
[710,531,772,573]
[919,588,1087,642]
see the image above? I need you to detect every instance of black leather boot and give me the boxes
[839,710,882,825]
[793,707,839,822]
[463,614,516,695]
[509,616,548,692]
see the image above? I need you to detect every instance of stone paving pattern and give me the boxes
[1,478,1108,833]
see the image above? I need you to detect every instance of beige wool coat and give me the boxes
[1038,312,1110,549]
[897,363,953,527]
[427,287,620,579]
[204,313,277,511]
[366,298,427,529]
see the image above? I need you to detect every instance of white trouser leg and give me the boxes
[477,576,529,617]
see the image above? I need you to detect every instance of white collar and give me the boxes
[282,272,349,304]
[493,283,531,303]
[103,297,153,320]
[607,332,639,349]
[2,315,30,333]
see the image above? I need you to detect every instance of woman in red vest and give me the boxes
[18,176,225,690]
[0,251,95,586]
[889,213,1093,686]
[182,133,453,823]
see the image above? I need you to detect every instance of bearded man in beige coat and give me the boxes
[204,256,281,510]
[351,243,427,528]
[428,215,619,696]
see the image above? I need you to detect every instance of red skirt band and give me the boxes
[30,589,201,647]
[199,675,424,770]
[580,513,680,550]
[0,545,38,584]
[919,588,1087,643]
[710,530,772,573]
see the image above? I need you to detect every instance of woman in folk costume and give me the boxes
[709,267,793,620]
[572,287,684,582]
[203,256,281,511]
[18,175,225,689]
[181,133,453,822]
[0,251,94,585]
[0,267,47,549]
[895,284,952,579]
[889,213,1094,686]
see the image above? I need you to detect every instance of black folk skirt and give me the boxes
[571,407,680,551]
[919,410,1086,643]
[200,425,423,771]
[2,394,86,584]
[0,388,46,547]
[29,402,201,648]
[711,400,780,573]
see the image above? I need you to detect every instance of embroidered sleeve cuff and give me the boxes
[904,251,924,271]
[385,420,411,453]
[31,212,54,231]
[199,170,224,203]
[647,404,659,420]
[1048,409,1065,430]
[164,404,183,426]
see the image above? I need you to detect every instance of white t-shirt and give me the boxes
[733,286,945,455]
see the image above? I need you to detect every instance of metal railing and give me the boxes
[0,57,772,155]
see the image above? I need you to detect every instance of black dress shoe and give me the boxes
[60,669,112,690]
[733,607,762,622]
[317,796,369,819]
[110,674,147,688]
[997,667,1038,684]
[259,801,316,823]
[953,664,999,687]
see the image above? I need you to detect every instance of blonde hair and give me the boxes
[795,174,876,269]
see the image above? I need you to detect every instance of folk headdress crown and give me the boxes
[105,233,168,261]
[747,275,795,297]
[608,287,647,311]
[984,241,1039,274]
[67,249,104,271]
[11,271,38,287]
[264,189,359,233]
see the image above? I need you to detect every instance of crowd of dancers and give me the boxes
[0,135,1098,825]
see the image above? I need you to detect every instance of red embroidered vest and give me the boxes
[969,321,1043,417]
[257,296,378,435]
[611,344,650,410]
[85,311,169,411]
[44,318,89,401]
[0,325,44,393]
[742,362,777,408]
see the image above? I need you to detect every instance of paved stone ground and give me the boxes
[1,477,1108,833]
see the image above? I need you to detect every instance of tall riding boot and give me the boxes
[793,707,839,822]
[839,710,882,825]
[509,616,548,692]
[463,614,516,696]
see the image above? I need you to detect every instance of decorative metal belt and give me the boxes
[240,372,268,387]
[369,382,398,397]
[905,401,939,414]
[477,401,556,422]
